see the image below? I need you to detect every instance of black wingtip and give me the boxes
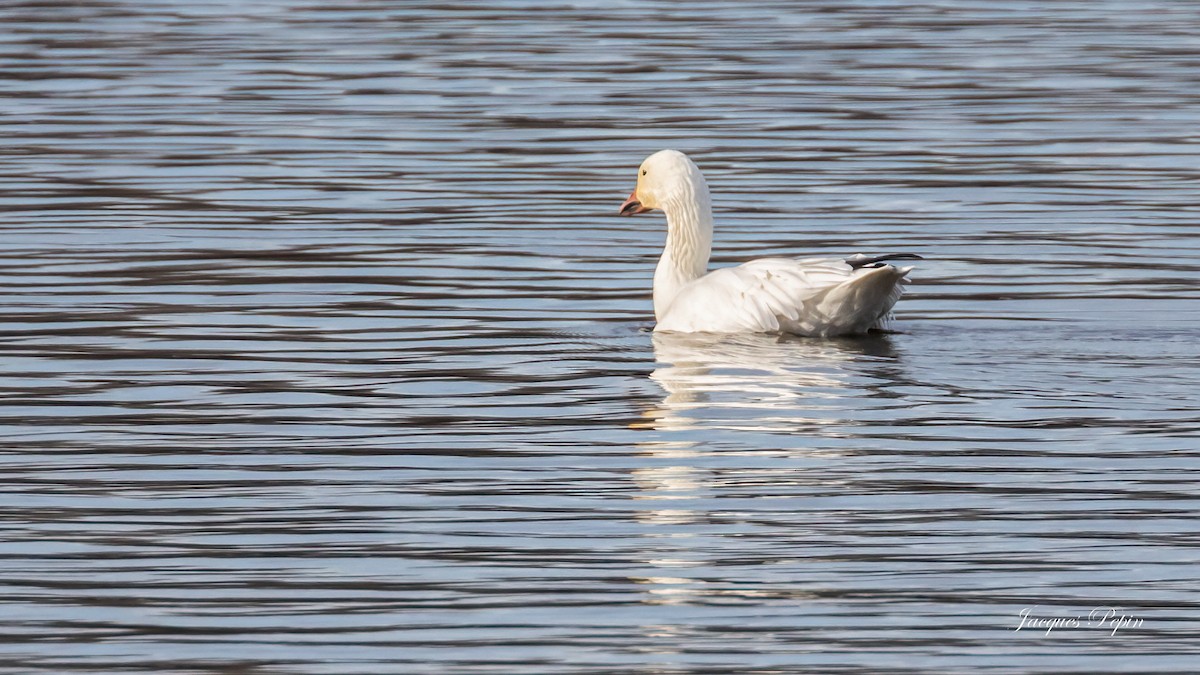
[845,253,924,269]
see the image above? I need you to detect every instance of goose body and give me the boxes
[618,150,917,337]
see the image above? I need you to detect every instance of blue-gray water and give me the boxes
[2,1,1199,673]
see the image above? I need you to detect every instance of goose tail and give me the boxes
[816,264,913,335]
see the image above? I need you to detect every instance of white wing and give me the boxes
[655,257,911,336]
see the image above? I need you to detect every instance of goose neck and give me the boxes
[652,184,713,320]
[660,189,713,279]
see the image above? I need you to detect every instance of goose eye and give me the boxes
[641,169,647,176]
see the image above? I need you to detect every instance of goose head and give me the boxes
[618,149,707,216]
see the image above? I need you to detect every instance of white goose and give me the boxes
[619,150,920,336]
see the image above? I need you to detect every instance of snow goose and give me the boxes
[619,150,919,336]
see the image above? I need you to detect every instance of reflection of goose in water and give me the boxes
[636,331,901,434]
[628,333,904,605]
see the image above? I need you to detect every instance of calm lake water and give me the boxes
[2,1,1199,672]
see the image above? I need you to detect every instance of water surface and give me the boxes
[2,1,1200,672]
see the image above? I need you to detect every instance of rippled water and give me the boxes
[2,1,1199,672]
